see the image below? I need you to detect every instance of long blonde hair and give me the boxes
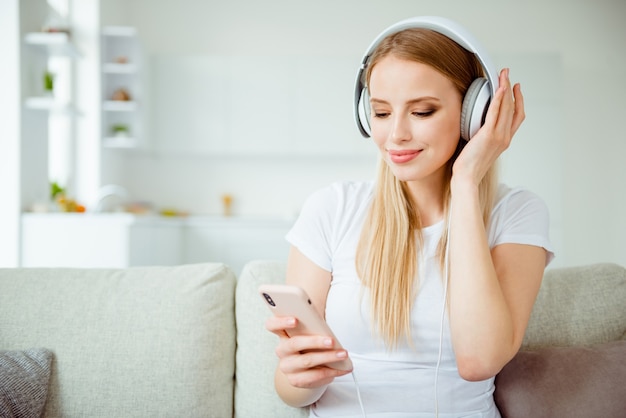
[355,28,498,349]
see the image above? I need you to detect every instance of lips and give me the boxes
[388,149,421,164]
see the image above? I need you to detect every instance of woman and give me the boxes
[266,17,553,417]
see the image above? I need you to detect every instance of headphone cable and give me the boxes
[434,207,452,417]
[351,369,367,417]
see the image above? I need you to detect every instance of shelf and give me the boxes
[24,32,81,58]
[101,26,141,149]
[102,26,137,37]
[103,136,137,148]
[102,100,138,111]
[24,96,78,115]
[103,63,137,74]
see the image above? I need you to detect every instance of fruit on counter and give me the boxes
[50,182,85,212]
[56,196,85,213]
[159,208,188,217]
[125,201,153,215]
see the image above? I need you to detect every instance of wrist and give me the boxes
[275,370,328,407]
[450,175,480,197]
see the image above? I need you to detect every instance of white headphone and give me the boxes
[354,16,499,141]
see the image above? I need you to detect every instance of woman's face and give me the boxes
[368,55,463,185]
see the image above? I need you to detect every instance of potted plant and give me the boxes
[111,124,130,137]
[43,71,55,95]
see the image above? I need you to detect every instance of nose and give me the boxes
[390,114,411,143]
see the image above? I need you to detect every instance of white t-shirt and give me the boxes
[286,181,554,418]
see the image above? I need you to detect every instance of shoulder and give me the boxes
[489,183,554,264]
[492,184,549,219]
[287,181,374,271]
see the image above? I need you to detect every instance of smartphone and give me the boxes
[258,284,353,371]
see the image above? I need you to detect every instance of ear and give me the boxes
[460,77,490,141]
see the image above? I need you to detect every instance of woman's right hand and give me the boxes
[265,315,353,389]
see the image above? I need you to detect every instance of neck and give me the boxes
[404,175,448,227]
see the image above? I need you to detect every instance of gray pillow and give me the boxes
[494,340,626,418]
[0,348,53,418]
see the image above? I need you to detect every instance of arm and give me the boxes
[448,182,546,380]
[448,68,547,381]
[266,246,351,407]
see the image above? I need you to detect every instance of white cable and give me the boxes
[351,370,367,418]
[351,209,451,418]
[434,208,452,418]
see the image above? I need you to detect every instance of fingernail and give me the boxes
[324,338,333,347]
[336,350,347,358]
[286,318,296,326]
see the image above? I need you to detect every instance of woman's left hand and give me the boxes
[452,68,525,185]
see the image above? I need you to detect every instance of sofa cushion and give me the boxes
[522,263,626,349]
[235,260,309,418]
[495,340,626,418]
[0,348,53,418]
[0,263,236,418]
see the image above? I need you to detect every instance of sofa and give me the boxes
[0,261,624,418]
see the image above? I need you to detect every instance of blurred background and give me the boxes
[1,0,624,272]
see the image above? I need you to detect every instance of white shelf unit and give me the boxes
[21,30,81,212]
[101,26,141,148]
[22,31,80,111]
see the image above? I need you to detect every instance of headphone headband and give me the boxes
[354,16,499,138]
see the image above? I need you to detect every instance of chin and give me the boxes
[388,167,421,182]
[385,159,448,184]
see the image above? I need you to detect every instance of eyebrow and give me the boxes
[370,97,441,105]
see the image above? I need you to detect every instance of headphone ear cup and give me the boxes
[460,77,490,141]
[357,87,372,137]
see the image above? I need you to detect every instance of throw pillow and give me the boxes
[0,348,53,418]
[494,340,626,418]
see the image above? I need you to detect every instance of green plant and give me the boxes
[111,124,129,135]
[43,71,55,92]
[50,181,64,200]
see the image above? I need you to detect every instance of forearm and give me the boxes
[447,178,515,379]
[274,368,327,408]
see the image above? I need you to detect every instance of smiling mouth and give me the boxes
[388,149,421,164]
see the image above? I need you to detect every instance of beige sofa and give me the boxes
[1,261,624,417]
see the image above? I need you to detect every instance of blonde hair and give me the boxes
[355,28,498,349]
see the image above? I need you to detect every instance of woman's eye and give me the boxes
[413,110,434,117]
[372,111,390,118]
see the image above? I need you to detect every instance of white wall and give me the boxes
[0,0,21,267]
[99,0,625,269]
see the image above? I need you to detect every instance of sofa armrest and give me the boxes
[495,262,626,417]
[522,262,626,350]
[235,260,308,418]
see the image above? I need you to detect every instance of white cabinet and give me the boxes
[183,217,292,276]
[20,214,291,274]
[227,56,293,155]
[101,26,141,148]
[291,56,372,156]
[21,213,183,268]
[152,55,231,155]
[151,54,376,158]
